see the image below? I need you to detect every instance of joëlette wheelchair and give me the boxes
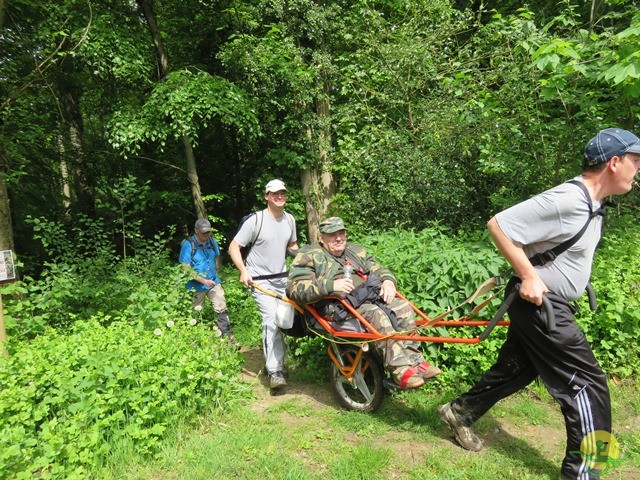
[250,279,554,413]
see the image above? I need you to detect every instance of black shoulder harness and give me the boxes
[529,180,608,267]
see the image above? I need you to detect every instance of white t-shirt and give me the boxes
[234,210,297,285]
[495,176,602,301]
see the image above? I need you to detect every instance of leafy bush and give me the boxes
[355,225,508,386]
[218,267,264,348]
[577,214,640,378]
[336,222,640,387]
[0,318,248,479]
[0,213,257,478]
[3,257,194,341]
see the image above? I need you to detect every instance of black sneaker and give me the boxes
[438,403,483,452]
[270,371,287,390]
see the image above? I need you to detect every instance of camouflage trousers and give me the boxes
[356,297,425,371]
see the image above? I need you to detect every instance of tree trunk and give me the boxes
[303,75,335,242]
[301,167,334,243]
[183,135,206,218]
[56,38,95,215]
[58,132,72,215]
[60,85,94,213]
[137,0,206,218]
[0,26,12,252]
[0,169,14,252]
[1,4,14,258]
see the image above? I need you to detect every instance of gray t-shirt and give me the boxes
[495,176,602,301]
[234,209,297,286]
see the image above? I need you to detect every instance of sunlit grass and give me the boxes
[98,379,640,480]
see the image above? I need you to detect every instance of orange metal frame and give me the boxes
[327,344,370,381]
[301,292,509,345]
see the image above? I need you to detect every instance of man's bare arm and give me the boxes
[487,216,548,306]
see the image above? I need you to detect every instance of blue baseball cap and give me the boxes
[584,128,640,165]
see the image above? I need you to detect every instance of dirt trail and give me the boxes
[239,347,340,413]
[238,346,639,479]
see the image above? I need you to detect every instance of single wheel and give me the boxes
[329,344,385,413]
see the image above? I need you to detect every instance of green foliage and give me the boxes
[107,69,260,155]
[577,214,640,377]
[289,335,329,383]
[217,267,263,348]
[356,225,509,384]
[0,229,254,478]
[331,2,640,231]
[95,175,150,263]
[26,214,117,270]
[531,5,640,98]
[362,225,506,313]
[0,318,247,479]
[5,0,640,270]
[14,210,181,337]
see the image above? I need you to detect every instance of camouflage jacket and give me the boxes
[286,242,396,305]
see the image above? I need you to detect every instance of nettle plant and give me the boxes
[578,215,640,378]
[0,318,248,479]
[354,222,640,384]
[12,207,181,339]
[358,225,508,384]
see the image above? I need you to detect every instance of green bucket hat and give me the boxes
[319,217,347,234]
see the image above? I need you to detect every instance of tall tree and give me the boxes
[0,145,13,251]
[0,0,11,250]
[57,41,95,214]
[136,0,206,219]
[218,0,344,238]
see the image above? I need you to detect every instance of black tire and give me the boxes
[329,344,385,413]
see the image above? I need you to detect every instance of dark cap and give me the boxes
[319,217,347,234]
[194,218,212,233]
[584,128,640,165]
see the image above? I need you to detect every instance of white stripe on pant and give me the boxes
[451,284,611,479]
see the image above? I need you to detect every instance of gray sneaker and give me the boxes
[270,371,287,390]
[224,333,240,350]
[438,403,483,452]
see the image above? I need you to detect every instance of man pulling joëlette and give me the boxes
[229,179,298,392]
[438,128,640,480]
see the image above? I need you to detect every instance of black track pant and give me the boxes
[451,284,611,479]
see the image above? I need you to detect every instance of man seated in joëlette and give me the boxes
[286,216,441,389]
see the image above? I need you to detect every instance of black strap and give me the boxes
[529,180,606,267]
[245,211,264,252]
[252,271,288,280]
[187,236,214,264]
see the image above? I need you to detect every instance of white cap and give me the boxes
[265,179,287,193]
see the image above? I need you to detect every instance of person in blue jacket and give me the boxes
[180,218,235,342]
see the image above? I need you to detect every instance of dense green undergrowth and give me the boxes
[1,218,638,478]
[0,318,248,479]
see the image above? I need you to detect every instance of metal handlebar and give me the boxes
[585,283,598,311]
[541,296,555,332]
[479,286,556,341]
